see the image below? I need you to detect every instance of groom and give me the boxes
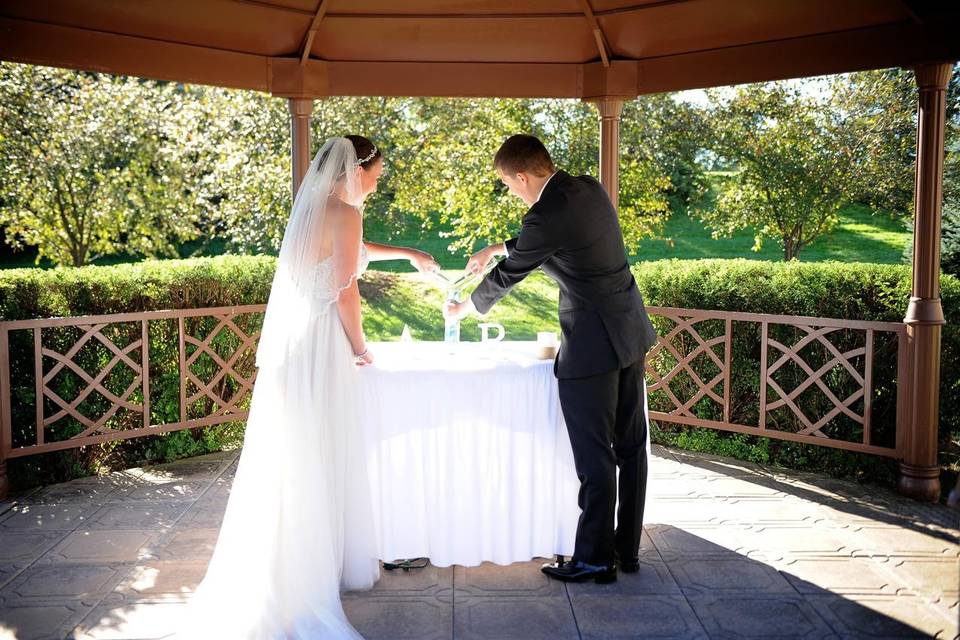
[444,134,658,583]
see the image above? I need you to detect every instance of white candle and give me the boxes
[536,331,558,359]
[537,331,558,347]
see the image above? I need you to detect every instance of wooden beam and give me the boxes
[1,17,957,99]
[595,0,700,17]
[0,17,269,92]
[634,21,960,94]
[578,0,611,67]
[321,61,582,98]
[269,57,328,97]
[297,21,960,97]
[582,61,638,100]
[299,0,330,66]
[232,0,701,20]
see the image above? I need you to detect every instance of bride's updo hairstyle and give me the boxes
[494,134,555,178]
[315,135,382,177]
[346,134,382,169]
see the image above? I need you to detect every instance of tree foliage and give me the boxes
[4,62,958,267]
[830,66,960,216]
[391,98,671,255]
[622,95,709,215]
[0,63,199,266]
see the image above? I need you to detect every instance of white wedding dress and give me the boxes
[177,139,379,639]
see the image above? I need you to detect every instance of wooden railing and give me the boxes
[644,307,907,459]
[0,305,909,497]
[0,305,265,497]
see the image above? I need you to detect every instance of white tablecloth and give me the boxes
[359,341,582,567]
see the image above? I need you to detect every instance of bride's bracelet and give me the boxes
[354,348,369,359]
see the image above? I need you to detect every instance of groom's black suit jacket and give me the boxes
[471,170,657,379]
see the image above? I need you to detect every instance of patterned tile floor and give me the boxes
[0,445,957,639]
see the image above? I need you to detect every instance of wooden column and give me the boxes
[592,98,624,210]
[288,97,314,197]
[898,61,952,502]
[0,328,10,500]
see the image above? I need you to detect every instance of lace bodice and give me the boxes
[313,243,370,305]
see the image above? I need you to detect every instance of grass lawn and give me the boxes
[363,204,913,272]
[1,203,911,271]
[0,205,910,272]
[629,203,912,264]
[358,202,913,342]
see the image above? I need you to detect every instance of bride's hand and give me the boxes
[408,250,440,275]
[354,347,374,366]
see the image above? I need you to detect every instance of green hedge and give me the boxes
[1,256,957,496]
[0,255,276,319]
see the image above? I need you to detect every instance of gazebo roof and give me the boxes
[1,0,958,98]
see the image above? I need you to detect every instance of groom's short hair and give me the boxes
[494,135,556,178]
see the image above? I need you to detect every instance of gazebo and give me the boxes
[0,0,958,502]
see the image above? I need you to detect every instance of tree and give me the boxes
[201,95,673,259]
[0,65,674,264]
[392,98,671,256]
[187,92,417,255]
[700,82,856,260]
[829,66,960,216]
[0,63,199,266]
[178,88,292,255]
[388,98,533,257]
[621,94,709,215]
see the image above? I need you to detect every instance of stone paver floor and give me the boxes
[0,445,957,639]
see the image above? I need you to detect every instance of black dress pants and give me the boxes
[557,358,649,567]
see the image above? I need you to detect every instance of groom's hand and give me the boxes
[466,246,494,276]
[467,242,506,275]
[409,250,441,275]
[443,297,475,321]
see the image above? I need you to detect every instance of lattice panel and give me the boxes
[181,312,260,422]
[646,313,729,422]
[762,324,868,440]
[40,322,144,442]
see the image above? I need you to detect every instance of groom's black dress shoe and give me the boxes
[541,559,617,583]
[616,554,640,574]
[614,551,640,573]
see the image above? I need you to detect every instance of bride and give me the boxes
[177,135,439,638]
